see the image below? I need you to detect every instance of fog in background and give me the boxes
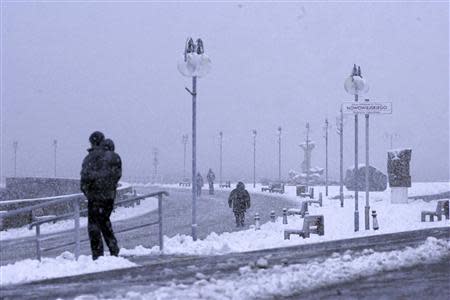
[1,2,448,183]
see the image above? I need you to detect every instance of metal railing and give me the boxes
[0,191,169,260]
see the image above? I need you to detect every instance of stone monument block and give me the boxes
[345,165,388,192]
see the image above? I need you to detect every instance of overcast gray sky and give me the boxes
[1,1,448,183]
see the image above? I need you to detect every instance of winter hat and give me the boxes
[89,131,105,146]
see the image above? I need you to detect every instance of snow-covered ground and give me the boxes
[0,197,158,241]
[122,182,450,256]
[139,181,449,200]
[121,197,449,256]
[112,237,450,300]
[0,251,136,286]
[1,181,448,287]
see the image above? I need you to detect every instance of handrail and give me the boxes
[2,190,169,261]
[0,193,85,219]
[0,183,132,205]
[28,192,170,229]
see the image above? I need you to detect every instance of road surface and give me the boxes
[1,227,448,299]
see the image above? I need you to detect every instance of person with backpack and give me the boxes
[80,131,120,260]
[228,182,251,227]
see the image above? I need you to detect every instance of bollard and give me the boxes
[319,192,323,207]
[270,210,276,222]
[254,213,261,230]
[282,208,288,224]
[372,210,379,230]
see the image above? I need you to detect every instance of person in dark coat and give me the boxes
[206,168,216,195]
[80,131,120,260]
[228,182,251,227]
[196,172,204,197]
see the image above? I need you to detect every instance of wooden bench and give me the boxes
[421,200,450,222]
[261,183,285,194]
[299,187,314,199]
[304,193,323,207]
[296,185,307,196]
[271,183,285,194]
[287,201,309,218]
[219,181,231,188]
[284,215,324,240]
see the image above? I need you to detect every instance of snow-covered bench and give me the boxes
[299,187,314,199]
[284,215,324,240]
[261,183,285,194]
[287,201,309,218]
[179,178,191,187]
[219,181,231,188]
[304,192,323,207]
[421,199,449,222]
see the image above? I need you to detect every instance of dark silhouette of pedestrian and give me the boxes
[80,131,121,260]
[207,168,216,195]
[228,182,251,227]
[196,172,204,197]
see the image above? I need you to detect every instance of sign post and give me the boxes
[343,100,392,230]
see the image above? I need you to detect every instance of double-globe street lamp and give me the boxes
[178,37,211,241]
[344,64,369,232]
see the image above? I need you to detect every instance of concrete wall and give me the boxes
[0,177,132,230]
[2,177,81,200]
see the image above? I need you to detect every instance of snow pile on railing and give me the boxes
[0,252,136,286]
[116,237,450,300]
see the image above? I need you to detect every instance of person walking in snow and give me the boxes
[206,168,216,195]
[228,182,251,227]
[196,172,204,197]
[80,131,120,260]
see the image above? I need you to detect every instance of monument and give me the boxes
[387,149,412,203]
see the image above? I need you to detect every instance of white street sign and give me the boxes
[342,102,392,114]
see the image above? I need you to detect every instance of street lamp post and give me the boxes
[305,123,310,190]
[182,135,188,179]
[152,147,159,183]
[178,37,211,241]
[13,141,18,177]
[53,139,57,178]
[336,109,344,207]
[384,132,399,149]
[344,64,369,232]
[252,130,257,188]
[324,119,329,197]
[219,131,223,186]
[277,126,282,182]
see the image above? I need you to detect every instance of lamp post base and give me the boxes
[365,205,370,230]
[354,210,359,232]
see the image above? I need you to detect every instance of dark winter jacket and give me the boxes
[207,170,216,183]
[228,182,251,212]
[80,144,117,205]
